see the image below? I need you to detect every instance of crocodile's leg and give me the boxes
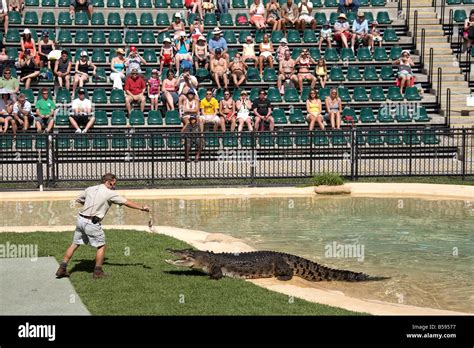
[275,259,293,281]
[209,263,224,280]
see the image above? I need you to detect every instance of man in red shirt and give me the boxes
[124,68,146,115]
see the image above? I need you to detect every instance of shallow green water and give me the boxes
[1,196,473,313]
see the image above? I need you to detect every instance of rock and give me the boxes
[314,185,351,195]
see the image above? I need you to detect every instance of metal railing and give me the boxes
[412,10,418,47]
[420,28,426,68]
[0,127,472,187]
[446,88,452,127]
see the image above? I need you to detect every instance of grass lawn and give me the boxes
[0,230,361,316]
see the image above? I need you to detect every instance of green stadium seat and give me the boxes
[141,31,156,44]
[385,130,402,145]
[346,11,356,23]
[108,30,123,44]
[143,48,157,62]
[110,89,125,103]
[94,67,107,82]
[222,133,238,147]
[204,13,217,26]
[263,68,277,82]
[395,106,411,122]
[73,88,89,99]
[170,0,183,7]
[56,88,71,103]
[342,107,357,123]
[239,29,252,43]
[29,30,39,42]
[42,0,55,6]
[422,129,440,145]
[92,30,106,44]
[329,12,338,25]
[75,30,89,44]
[324,48,339,62]
[111,111,127,126]
[6,48,18,60]
[233,0,245,7]
[75,12,89,25]
[258,133,275,147]
[204,134,219,148]
[356,132,366,145]
[290,48,302,60]
[246,67,261,82]
[340,48,355,61]
[92,0,104,6]
[220,13,233,26]
[289,109,305,124]
[254,30,264,44]
[357,47,372,61]
[346,66,362,81]
[267,87,282,102]
[148,110,164,125]
[329,66,345,81]
[149,134,165,148]
[130,135,147,149]
[367,130,384,145]
[8,11,21,25]
[360,107,375,123]
[331,131,347,146]
[363,66,378,81]
[353,86,369,102]
[363,11,374,23]
[319,87,330,100]
[235,13,248,26]
[19,88,35,103]
[35,135,48,150]
[90,13,105,26]
[92,89,107,104]
[272,109,287,124]
[377,106,393,122]
[376,11,391,24]
[313,0,323,6]
[338,87,351,102]
[240,133,255,148]
[92,136,109,149]
[130,110,145,126]
[405,87,422,101]
[324,0,338,6]
[94,110,109,126]
[390,46,402,60]
[58,12,72,25]
[108,13,122,26]
[195,68,210,81]
[223,31,237,44]
[374,47,389,61]
[387,86,404,101]
[165,110,181,125]
[471,46,474,57]
[231,88,242,100]
[464,0,474,4]
[314,13,327,25]
[107,0,120,6]
[156,13,170,26]
[249,88,259,101]
[284,87,300,102]
[271,30,284,44]
[295,132,310,146]
[24,12,39,25]
[227,48,238,61]
[403,130,421,145]
[154,0,167,6]
[25,0,39,5]
[371,0,385,5]
[447,0,461,4]
[380,66,395,80]
[140,13,154,26]
[54,111,69,126]
[383,29,399,42]
[370,86,386,101]
[41,12,55,25]
[124,13,138,26]
[287,29,301,43]
[301,87,311,102]
[15,136,33,150]
[139,0,152,6]
[74,136,91,150]
[414,106,430,122]
[112,136,129,149]
[303,30,317,43]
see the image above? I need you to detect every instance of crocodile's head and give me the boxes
[165,248,211,268]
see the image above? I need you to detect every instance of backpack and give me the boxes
[237,15,248,25]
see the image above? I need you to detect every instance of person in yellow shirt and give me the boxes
[199,88,221,132]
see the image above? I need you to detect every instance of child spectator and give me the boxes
[276,38,289,62]
[370,21,382,52]
[242,36,258,66]
[315,58,327,88]
[159,38,174,75]
[148,69,161,111]
[193,36,209,71]
[319,21,332,50]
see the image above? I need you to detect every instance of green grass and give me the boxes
[0,230,361,316]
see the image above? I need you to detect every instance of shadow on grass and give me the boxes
[70,259,152,274]
[164,270,206,277]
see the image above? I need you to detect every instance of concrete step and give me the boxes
[416,18,442,25]
[416,36,449,43]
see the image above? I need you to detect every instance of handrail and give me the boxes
[446,88,451,128]
[420,28,426,68]
[437,67,442,113]
[413,10,418,47]
[440,0,446,26]
[428,48,434,86]
[448,9,453,43]
[406,0,411,32]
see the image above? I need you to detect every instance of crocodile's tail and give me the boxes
[289,255,388,282]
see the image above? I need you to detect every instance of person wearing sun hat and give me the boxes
[38,30,56,69]
[193,35,209,71]
[338,0,359,14]
[109,48,126,90]
[276,37,289,62]
[159,37,174,74]
[20,28,38,62]
[158,12,186,41]
[334,13,351,48]
[209,27,228,59]
[393,50,414,94]
[73,50,97,97]
[242,35,258,66]
[351,10,371,51]
[235,90,253,132]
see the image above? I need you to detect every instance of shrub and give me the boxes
[313,172,344,186]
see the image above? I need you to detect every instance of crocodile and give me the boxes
[165,249,388,282]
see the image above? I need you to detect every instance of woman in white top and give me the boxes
[242,36,258,66]
[258,34,274,76]
[235,90,253,132]
[249,0,266,29]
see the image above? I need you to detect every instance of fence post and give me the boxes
[151,134,155,187]
[36,148,43,189]
[462,128,466,180]
[250,131,256,185]
[309,130,314,177]
[47,133,55,186]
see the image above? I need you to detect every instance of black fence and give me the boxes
[0,127,473,187]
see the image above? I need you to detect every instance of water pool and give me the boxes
[1,196,473,313]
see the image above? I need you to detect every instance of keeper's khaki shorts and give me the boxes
[73,215,105,248]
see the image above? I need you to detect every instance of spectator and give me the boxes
[370,21,383,52]
[0,37,7,63]
[35,88,56,133]
[190,17,204,44]
[159,38,174,75]
[0,93,12,133]
[148,69,161,111]
[177,67,198,106]
[249,0,266,30]
[158,12,186,41]
[306,89,324,130]
[20,29,37,62]
[8,0,24,15]
[181,115,203,163]
[209,27,228,59]
[199,88,220,132]
[180,89,199,130]
[72,51,96,97]
[315,58,327,88]
[19,49,40,90]
[280,0,299,33]
[258,34,274,77]
[235,90,253,132]
[202,0,215,14]
[5,93,33,136]
[125,46,146,76]
[252,89,274,132]
[0,0,8,35]
[69,0,93,19]
[393,50,414,94]
[276,38,289,62]
[334,13,351,49]
[38,30,55,69]
[217,0,230,15]
[318,21,332,50]
[185,0,203,23]
[175,31,192,76]
[0,67,19,97]
[70,87,94,134]
[338,0,359,14]
[193,35,209,71]
[297,0,316,30]
[109,48,126,90]
[161,70,179,111]
[464,10,474,52]
[219,89,236,132]
[325,88,342,129]
[266,0,283,31]
[210,48,228,89]
[54,50,72,91]
[277,50,297,95]
[351,11,371,51]
[229,53,247,88]
[124,68,146,115]
[295,48,316,92]
[242,35,258,66]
